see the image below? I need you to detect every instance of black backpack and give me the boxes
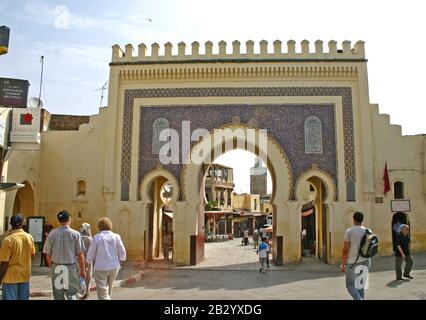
[351,228,379,267]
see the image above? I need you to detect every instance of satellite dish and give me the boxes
[28,97,43,108]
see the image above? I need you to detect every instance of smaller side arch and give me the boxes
[139,166,180,204]
[295,166,337,203]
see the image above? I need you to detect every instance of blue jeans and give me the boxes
[2,282,30,300]
[345,259,371,300]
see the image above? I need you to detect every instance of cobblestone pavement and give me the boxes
[112,252,426,300]
[108,239,426,300]
[27,240,426,300]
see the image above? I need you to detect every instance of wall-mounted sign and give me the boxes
[0,78,30,108]
[375,197,383,204]
[27,216,45,243]
[10,108,41,143]
[391,200,411,212]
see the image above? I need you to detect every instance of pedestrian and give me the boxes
[42,224,54,266]
[79,223,93,299]
[340,211,371,300]
[253,229,259,249]
[395,224,413,280]
[243,229,249,246]
[0,214,35,300]
[87,217,126,300]
[43,210,86,300]
[264,236,271,268]
[257,237,269,274]
[162,232,171,260]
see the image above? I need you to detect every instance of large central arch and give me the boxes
[180,123,294,265]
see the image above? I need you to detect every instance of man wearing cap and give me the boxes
[43,210,86,300]
[0,214,35,300]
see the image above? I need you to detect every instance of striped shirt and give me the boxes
[43,226,83,264]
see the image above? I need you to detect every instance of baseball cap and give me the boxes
[57,210,70,222]
[10,213,25,227]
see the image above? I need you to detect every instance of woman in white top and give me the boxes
[86,217,126,300]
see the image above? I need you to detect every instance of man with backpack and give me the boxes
[340,211,378,300]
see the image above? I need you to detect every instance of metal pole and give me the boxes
[38,56,44,107]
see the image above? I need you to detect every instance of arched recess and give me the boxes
[295,166,337,204]
[295,167,337,263]
[13,181,35,217]
[139,166,180,262]
[180,123,293,265]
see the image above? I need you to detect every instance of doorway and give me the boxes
[391,211,409,252]
[146,177,174,262]
[300,177,328,263]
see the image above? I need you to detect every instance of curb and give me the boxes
[29,270,145,298]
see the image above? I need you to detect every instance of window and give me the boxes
[394,181,405,199]
[304,116,323,154]
[254,199,257,211]
[76,180,86,196]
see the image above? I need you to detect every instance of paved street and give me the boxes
[26,239,426,300]
[112,239,426,300]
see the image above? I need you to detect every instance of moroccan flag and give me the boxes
[383,161,391,195]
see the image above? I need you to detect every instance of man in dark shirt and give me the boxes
[395,224,413,280]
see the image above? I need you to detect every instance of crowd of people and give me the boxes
[0,210,416,300]
[0,211,126,300]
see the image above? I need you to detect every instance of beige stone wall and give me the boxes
[1,40,426,266]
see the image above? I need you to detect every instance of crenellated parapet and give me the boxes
[111,40,365,64]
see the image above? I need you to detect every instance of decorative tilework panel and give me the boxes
[120,87,355,200]
[138,104,336,195]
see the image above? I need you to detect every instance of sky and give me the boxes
[215,150,273,194]
[1,0,426,192]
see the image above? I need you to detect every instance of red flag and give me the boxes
[383,161,391,195]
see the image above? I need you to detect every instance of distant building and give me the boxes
[204,164,234,236]
[250,157,267,196]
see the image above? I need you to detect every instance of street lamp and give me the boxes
[0,26,10,55]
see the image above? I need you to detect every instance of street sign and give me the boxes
[0,77,30,108]
[0,26,10,55]
[391,199,411,212]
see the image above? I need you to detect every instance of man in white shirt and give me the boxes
[340,211,371,300]
[86,217,126,300]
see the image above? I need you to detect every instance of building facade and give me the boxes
[250,157,267,196]
[1,39,426,266]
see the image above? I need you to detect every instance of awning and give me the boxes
[263,226,273,232]
[162,211,173,219]
[302,208,314,217]
[0,183,25,192]
[205,211,233,214]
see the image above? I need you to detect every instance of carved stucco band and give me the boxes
[120,87,355,197]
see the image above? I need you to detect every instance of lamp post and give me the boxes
[0,26,10,55]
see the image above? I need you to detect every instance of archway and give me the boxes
[181,124,293,265]
[12,181,35,217]
[140,167,180,263]
[202,149,274,267]
[295,168,336,263]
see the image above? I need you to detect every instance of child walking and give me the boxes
[257,237,269,274]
